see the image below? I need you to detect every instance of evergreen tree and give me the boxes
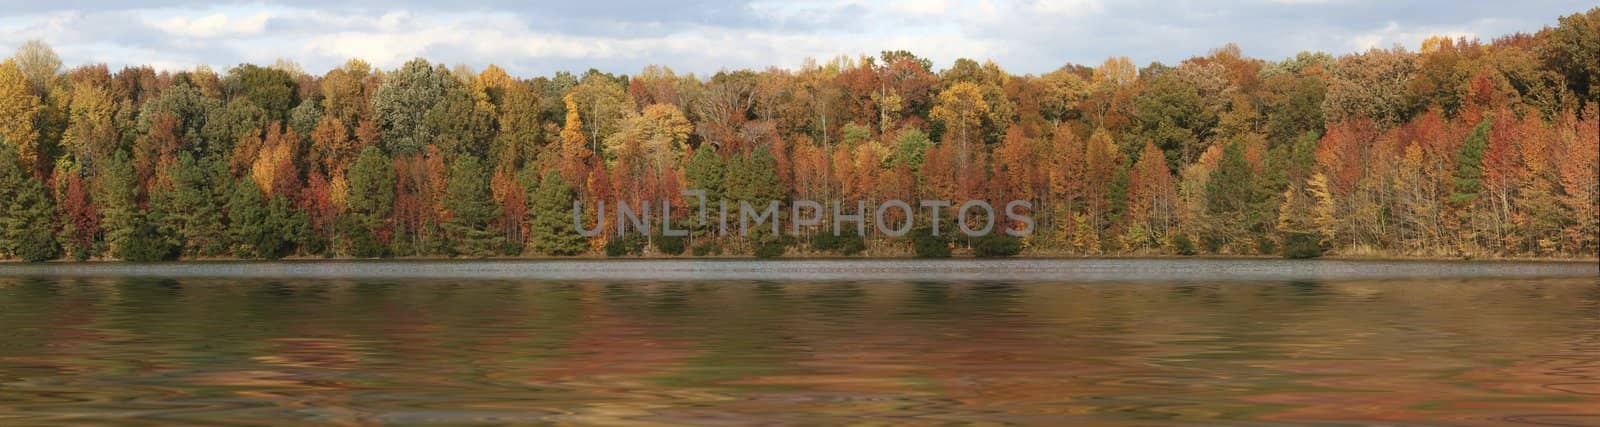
[442,155,503,257]
[119,219,178,262]
[1449,121,1490,207]
[0,143,59,261]
[1204,142,1256,252]
[94,151,140,259]
[227,176,294,259]
[155,153,228,257]
[344,147,394,257]
[684,146,724,202]
[268,194,309,258]
[726,147,783,205]
[527,171,587,256]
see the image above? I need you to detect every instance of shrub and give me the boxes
[835,233,866,256]
[120,222,179,262]
[653,233,686,256]
[1255,237,1278,255]
[692,242,721,257]
[1173,234,1197,256]
[972,234,1023,257]
[752,234,787,258]
[1281,232,1324,259]
[810,231,866,256]
[1201,235,1225,254]
[911,227,951,258]
[604,234,646,257]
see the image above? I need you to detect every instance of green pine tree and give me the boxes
[227,177,293,259]
[684,146,724,201]
[1204,142,1256,253]
[442,155,504,257]
[1449,121,1490,207]
[154,152,228,257]
[95,151,140,259]
[527,171,587,256]
[268,194,308,258]
[344,147,394,257]
[0,143,60,262]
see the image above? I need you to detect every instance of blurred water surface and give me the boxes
[0,259,1595,425]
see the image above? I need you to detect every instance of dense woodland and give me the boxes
[0,9,1596,261]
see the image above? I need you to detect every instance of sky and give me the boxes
[0,0,1591,78]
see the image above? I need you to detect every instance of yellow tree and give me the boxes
[1126,141,1174,249]
[476,64,514,92]
[929,81,988,166]
[319,59,372,126]
[0,60,41,172]
[637,104,691,170]
[61,82,116,164]
[1305,173,1339,247]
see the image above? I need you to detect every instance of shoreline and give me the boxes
[0,258,1593,283]
[3,254,1594,264]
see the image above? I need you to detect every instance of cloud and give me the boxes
[154,11,271,38]
[0,0,1591,77]
[1345,20,1481,52]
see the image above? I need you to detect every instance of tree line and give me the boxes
[0,8,1596,261]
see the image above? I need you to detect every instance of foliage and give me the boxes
[911,227,952,258]
[971,233,1023,257]
[1281,231,1324,259]
[3,15,1600,262]
[604,233,646,257]
[810,230,866,256]
[692,242,722,257]
[345,147,394,257]
[1172,234,1198,256]
[527,172,587,256]
[442,155,504,257]
[653,232,687,256]
[751,233,788,259]
[0,143,58,261]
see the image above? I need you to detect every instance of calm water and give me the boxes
[0,260,1595,425]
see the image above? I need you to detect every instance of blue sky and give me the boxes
[0,0,1590,77]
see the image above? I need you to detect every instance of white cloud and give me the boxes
[0,1,1590,77]
[154,11,270,38]
[1030,0,1104,17]
[1346,20,1480,52]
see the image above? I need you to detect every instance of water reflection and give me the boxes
[0,275,1596,424]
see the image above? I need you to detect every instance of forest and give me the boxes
[0,8,1595,261]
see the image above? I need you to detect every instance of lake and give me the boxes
[0,259,1595,425]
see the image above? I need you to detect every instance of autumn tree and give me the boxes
[61,81,117,165]
[0,60,42,173]
[56,166,100,260]
[1555,104,1598,254]
[930,81,989,166]
[1134,72,1213,167]
[223,63,299,122]
[1538,8,1600,103]
[1324,48,1418,128]
[1126,141,1175,250]
[320,59,375,127]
